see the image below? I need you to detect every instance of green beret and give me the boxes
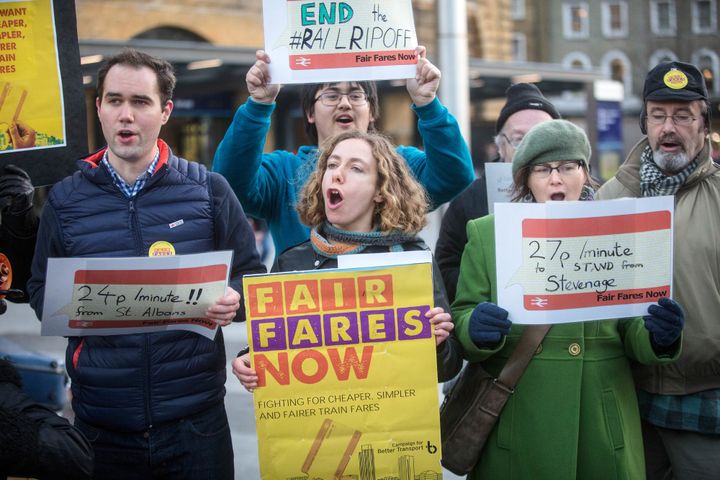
[511,119,591,176]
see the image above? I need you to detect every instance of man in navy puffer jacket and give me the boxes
[28,49,265,480]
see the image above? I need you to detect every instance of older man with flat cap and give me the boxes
[598,61,720,480]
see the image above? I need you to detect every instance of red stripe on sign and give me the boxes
[289,51,417,70]
[524,286,670,310]
[522,211,671,238]
[68,319,217,329]
[73,264,228,285]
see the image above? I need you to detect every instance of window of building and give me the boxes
[562,52,593,70]
[650,0,676,35]
[602,2,628,37]
[601,50,632,95]
[563,3,590,38]
[610,60,624,82]
[511,0,526,19]
[649,49,678,68]
[692,48,720,94]
[512,33,527,62]
[692,0,717,33]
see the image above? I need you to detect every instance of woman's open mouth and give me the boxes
[550,193,565,201]
[327,188,344,207]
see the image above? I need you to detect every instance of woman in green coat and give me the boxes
[451,120,684,480]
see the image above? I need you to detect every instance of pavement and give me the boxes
[0,301,462,479]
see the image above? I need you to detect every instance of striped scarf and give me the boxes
[639,145,697,197]
[310,222,418,259]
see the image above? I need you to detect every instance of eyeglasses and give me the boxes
[646,113,696,126]
[500,132,524,148]
[314,91,368,107]
[530,161,582,178]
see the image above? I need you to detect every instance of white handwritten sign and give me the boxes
[495,197,674,324]
[41,251,233,339]
[263,0,418,84]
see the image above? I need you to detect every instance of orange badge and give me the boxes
[0,253,12,294]
[148,241,175,257]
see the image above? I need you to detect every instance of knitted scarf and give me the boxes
[310,222,418,259]
[520,184,595,203]
[639,145,697,197]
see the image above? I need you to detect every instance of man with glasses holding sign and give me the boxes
[598,61,720,480]
[212,46,473,255]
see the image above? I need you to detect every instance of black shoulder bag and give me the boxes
[439,324,551,475]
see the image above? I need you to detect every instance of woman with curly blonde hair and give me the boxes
[297,130,429,235]
[232,131,462,389]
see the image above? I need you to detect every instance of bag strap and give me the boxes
[496,324,551,390]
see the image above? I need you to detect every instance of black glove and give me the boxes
[469,302,512,348]
[644,297,684,348]
[0,165,34,215]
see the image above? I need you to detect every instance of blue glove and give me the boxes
[644,297,684,347]
[469,302,512,348]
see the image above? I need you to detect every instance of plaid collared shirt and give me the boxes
[638,388,720,434]
[101,149,160,198]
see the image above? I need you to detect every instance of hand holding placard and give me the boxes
[469,302,511,348]
[406,46,438,107]
[247,50,280,103]
[644,297,684,347]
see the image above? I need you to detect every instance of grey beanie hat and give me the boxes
[512,120,591,176]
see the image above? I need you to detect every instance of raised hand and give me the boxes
[246,50,281,104]
[406,45,440,107]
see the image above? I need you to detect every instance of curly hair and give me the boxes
[297,131,428,234]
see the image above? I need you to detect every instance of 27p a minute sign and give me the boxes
[495,197,674,324]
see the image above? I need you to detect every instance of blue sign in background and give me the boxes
[596,100,623,180]
[597,100,623,151]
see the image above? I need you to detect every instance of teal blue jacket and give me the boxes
[212,97,473,254]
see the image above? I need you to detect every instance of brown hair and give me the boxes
[97,48,176,107]
[300,82,380,145]
[297,131,428,233]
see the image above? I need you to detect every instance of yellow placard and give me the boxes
[0,0,65,152]
[243,263,443,479]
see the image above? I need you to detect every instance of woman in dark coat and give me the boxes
[233,130,462,387]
